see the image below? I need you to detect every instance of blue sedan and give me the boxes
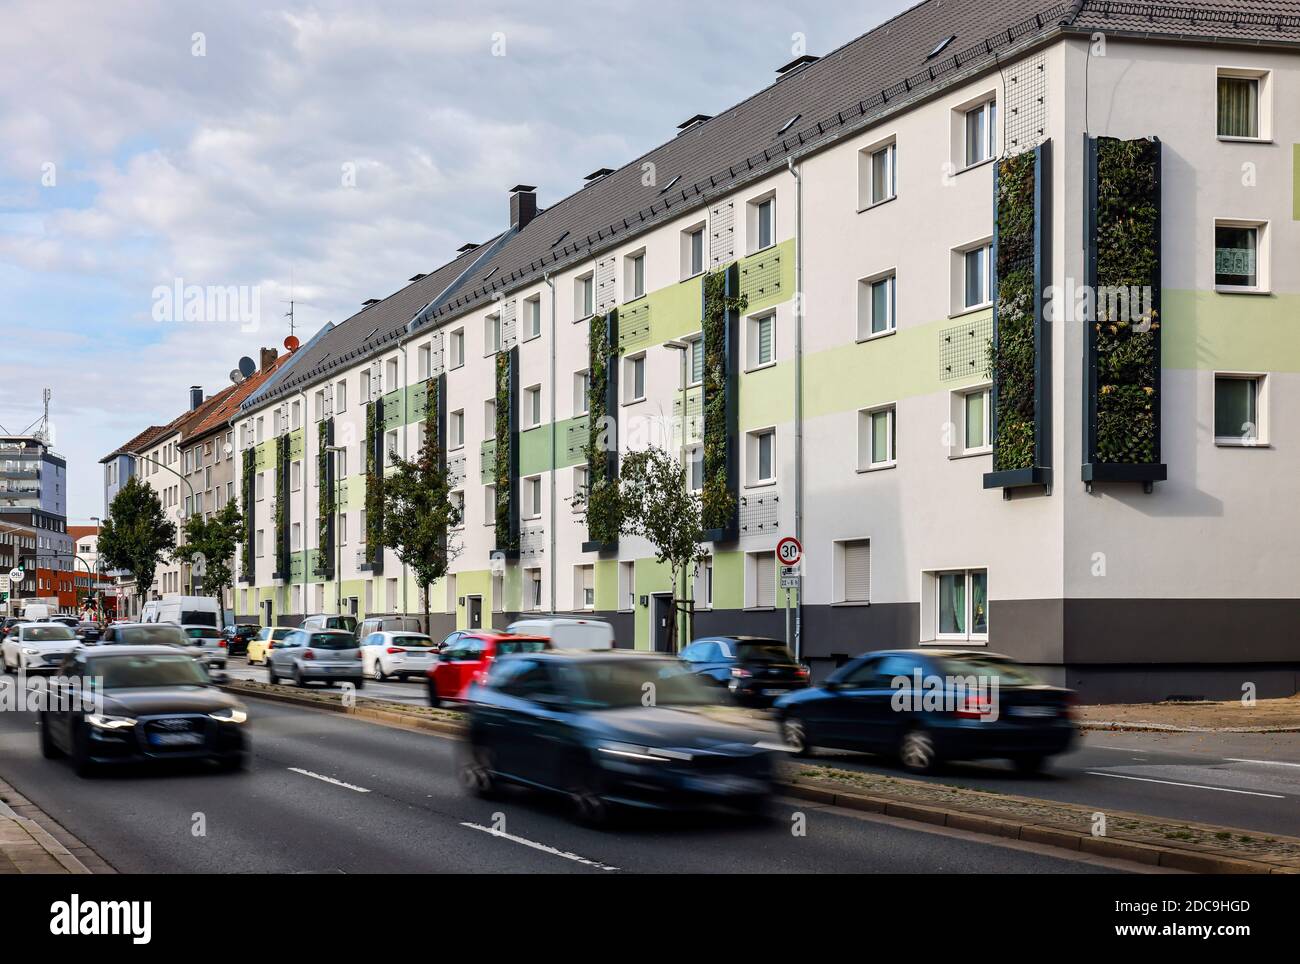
[773,649,1075,774]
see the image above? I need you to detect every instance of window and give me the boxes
[688,336,704,386]
[255,472,265,501]
[962,243,992,310]
[962,388,991,454]
[526,568,543,611]
[964,99,996,167]
[523,385,541,429]
[523,476,542,518]
[255,417,264,443]
[449,491,464,528]
[625,250,646,300]
[360,370,371,400]
[337,448,348,476]
[574,370,590,416]
[484,313,502,354]
[748,312,775,368]
[858,405,896,469]
[748,551,776,609]
[483,485,495,526]
[624,354,645,402]
[935,569,988,640]
[618,561,635,611]
[751,194,775,252]
[449,410,465,449]
[484,398,496,433]
[694,556,713,609]
[290,460,301,492]
[836,539,871,603]
[1215,221,1265,291]
[682,224,705,278]
[291,522,301,551]
[417,344,431,379]
[449,329,465,369]
[359,508,366,542]
[291,400,301,429]
[747,428,775,485]
[524,296,541,340]
[314,389,326,420]
[857,272,896,338]
[576,274,594,320]
[686,444,704,492]
[1214,374,1266,445]
[339,514,348,544]
[860,141,896,206]
[335,380,347,413]
[255,530,264,556]
[385,430,398,465]
[1217,69,1266,139]
[575,565,594,611]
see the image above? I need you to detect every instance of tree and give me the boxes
[381,391,461,636]
[579,446,707,651]
[172,500,243,616]
[98,476,177,612]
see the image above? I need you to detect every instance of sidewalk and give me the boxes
[1078,694,1300,733]
[0,778,106,874]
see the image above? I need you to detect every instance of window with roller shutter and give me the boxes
[750,551,776,608]
[840,539,871,603]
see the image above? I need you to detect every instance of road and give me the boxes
[0,689,1122,874]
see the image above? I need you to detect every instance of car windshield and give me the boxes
[95,654,209,689]
[308,632,354,650]
[496,638,548,656]
[116,626,189,647]
[940,656,1042,687]
[392,635,432,648]
[318,616,357,631]
[180,611,218,627]
[183,628,217,640]
[23,626,76,642]
[561,659,721,709]
[734,641,795,662]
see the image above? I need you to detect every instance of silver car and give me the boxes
[180,624,228,669]
[267,629,365,688]
[360,630,437,681]
[96,623,211,667]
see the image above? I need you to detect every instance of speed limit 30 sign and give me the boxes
[776,536,802,567]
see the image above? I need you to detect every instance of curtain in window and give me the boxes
[971,571,987,635]
[1217,77,1258,138]
[939,572,965,635]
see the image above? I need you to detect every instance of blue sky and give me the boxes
[0,0,912,521]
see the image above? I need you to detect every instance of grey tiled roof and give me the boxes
[1070,1,1300,42]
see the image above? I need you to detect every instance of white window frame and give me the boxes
[1213,218,1269,294]
[574,370,590,416]
[681,223,706,279]
[484,312,502,355]
[575,273,595,321]
[572,464,589,512]
[523,295,542,341]
[956,240,993,313]
[747,311,776,371]
[833,538,872,605]
[857,270,897,340]
[523,475,542,519]
[962,98,997,168]
[746,427,776,487]
[957,386,992,456]
[335,380,348,413]
[625,249,646,301]
[745,550,776,610]
[1213,371,1269,447]
[624,353,646,404]
[449,329,465,369]
[1215,67,1271,142]
[748,191,776,254]
[523,384,542,430]
[858,137,897,209]
[924,568,989,643]
[449,410,465,450]
[858,404,897,471]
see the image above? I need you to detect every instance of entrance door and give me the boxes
[261,599,273,627]
[651,594,674,653]
[467,595,483,629]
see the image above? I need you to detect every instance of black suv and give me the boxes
[222,624,261,657]
[679,635,810,706]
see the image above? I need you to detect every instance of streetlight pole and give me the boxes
[126,450,196,595]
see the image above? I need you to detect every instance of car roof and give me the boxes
[463,630,548,641]
[83,645,205,659]
[862,648,1015,661]
[695,635,785,644]
[524,649,663,662]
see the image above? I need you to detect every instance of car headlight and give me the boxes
[596,741,691,762]
[21,647,39,656]
[86,713,136,730]
[208,707,247,724]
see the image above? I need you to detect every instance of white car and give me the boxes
[360,631,438,681]
[1,622,80,674]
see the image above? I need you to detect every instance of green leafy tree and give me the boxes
[172,500,243,614]
[381,401,461,636]
[98,476,177,612]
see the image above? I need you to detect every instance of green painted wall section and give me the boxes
[632,557,672,651]
[1163,289,1300,371]
[593,558,618,613]
[738,239,796,313]
[711,551,745,610]
[519,415,589,475]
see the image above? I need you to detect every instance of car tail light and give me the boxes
[953,693,994,719]
[386,647,406,654]
[355,650,363,660]
[731,668,752,679]
[219,640,227,648]
[1063,694,1077,720]
[303,649,315,660]
[795,667,810,678]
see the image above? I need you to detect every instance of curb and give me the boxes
[0,814,92,874]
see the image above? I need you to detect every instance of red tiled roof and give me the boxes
[182,352,295,442]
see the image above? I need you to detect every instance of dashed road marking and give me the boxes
[1086,771,1284,798]
[288,767,371,793]
[460,822,619,871]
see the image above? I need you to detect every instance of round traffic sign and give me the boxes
[8,567,23,582]
[776,536,802,566]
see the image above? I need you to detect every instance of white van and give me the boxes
[20,603,52,622]
[505,617,615,650]
[141,596,222,629]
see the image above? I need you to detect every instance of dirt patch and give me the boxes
[1078,694,1300,732]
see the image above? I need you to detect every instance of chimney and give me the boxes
[509,184,538,230]
[189,386,203,410]
[260,347,278,372]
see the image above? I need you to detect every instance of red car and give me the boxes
[427,631,550,706]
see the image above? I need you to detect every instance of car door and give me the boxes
[825,654,925,751]
[271,631,300,673]
[494,659,566,785]
[362,632,383,674]
[433,633,463,698]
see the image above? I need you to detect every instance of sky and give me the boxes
[0,0,913,522]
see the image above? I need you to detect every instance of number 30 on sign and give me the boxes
[776,536,802,566]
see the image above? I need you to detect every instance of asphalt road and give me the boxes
[0,689,1118,874]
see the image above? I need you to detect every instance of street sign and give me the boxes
[8,567,23,582]
[780,573,800,589]
[776,536,802,567]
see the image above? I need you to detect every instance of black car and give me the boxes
[74,621,102,644]
[461,651,778,825]
[679,635,810,706]
[774,649,1075,774]
[39,645,249,776]
[221,623,260,657]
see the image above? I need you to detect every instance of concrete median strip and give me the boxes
[0,790,93,875]
[222,679,1300,875]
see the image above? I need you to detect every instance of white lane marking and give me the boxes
[1091,745,1150,753]
[288,767,371,793]
[1086,771,1284,798]
[460,822,619,871]
[1225,758,1300,769]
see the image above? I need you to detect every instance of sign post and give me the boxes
[776,537,802,657]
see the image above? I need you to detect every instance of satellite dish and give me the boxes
[238,356,256,378]
[229,369,245,384]
[284,335,300,352]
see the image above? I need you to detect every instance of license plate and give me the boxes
[150,732,203,746]
[762,688,788,696]
[1010,706,1056,718]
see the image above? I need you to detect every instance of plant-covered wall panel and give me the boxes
[364,398,385,571]
[701,265,743,537]
[314,418,335,580]
[274,433,291,579]
[584,308,619,550]
[240,447,255,583]
[984,138,1052,492]
[1084,135,1165,486]
[493,348,519,556]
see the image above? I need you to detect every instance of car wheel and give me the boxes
[39,715,64,759]
[294,668,306,688]
[427,681,441,708]
[1012,754,1047,775]
[370,660,385,681]
[71,725,96,778]
[1,651,11,674]
[458,743,499,799]
[780,715,811,757]
[898,727,938,775]
[267,663,279,685]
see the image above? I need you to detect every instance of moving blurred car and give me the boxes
[49,615,81,628]
[774,649,1075,774]
[181,625,228,669]
[267,629,364,688]
[360,630,437,681]
[40,646,248,776]
[246,626,294,666]
[221,623,261,657]
[96,622,211,668]
[1,623,79,674]
[74,621,102,644]
[427,630,549,706]
[460,650,778,824]
[1,618,30,641]
[679,635,810,706]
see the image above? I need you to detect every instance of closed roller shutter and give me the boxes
[843,539,871,602]
[756,552,776,608]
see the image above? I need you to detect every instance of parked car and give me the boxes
[74,621,102,644]
[1,618,30,641]
[140,595,221,628]
[773,649,1076,774]
[679,635,810,706]
[221,623,261,657]
[49,615,81,628]
[178,625,228,669]
[246,626,294,666]
[505,616,615,649]
[355,615,421,644]
[427,630,549,706]
[267,629,365,689]
[302,613,358,634]
[40,646,248,775]
[1,623,80,674]
[359,630,437,681]
[461,650,778,824]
